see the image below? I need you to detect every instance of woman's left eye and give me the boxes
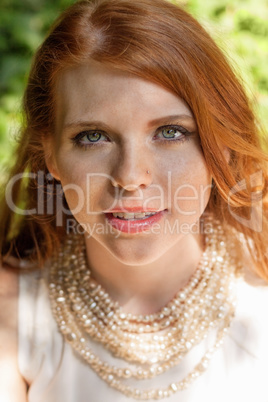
[155,125,191,141]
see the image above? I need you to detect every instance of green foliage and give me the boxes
[185,0,268,132]
[0,0,267,171]
[0,0,75,170]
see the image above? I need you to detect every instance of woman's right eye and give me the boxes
[72,130,109,147]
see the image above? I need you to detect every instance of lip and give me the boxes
[104,206,160,213]
[105,210,167,234]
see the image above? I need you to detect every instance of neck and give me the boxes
[84,233,204,315]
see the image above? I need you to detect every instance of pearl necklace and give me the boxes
[49,215,237,400]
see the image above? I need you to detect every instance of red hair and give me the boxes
[1,0,267,279]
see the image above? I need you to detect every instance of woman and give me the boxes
[0,0,267,400]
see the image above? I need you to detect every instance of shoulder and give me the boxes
[0,257,40,315]
[0,263,28,401]
[235,278,268,322]
[0,263,19,356]
[229,277,268,360]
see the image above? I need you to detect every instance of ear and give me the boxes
[42,138,61,181]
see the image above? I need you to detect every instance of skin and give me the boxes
[0,265,28,400]
[45,61,212,314]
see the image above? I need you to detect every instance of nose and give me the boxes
[110,144,152,191]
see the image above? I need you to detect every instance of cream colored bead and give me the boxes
[49,214,237,400]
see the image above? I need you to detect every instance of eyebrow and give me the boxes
[147,114,196,129]
[63,120,112,132]
[63,114,196,133]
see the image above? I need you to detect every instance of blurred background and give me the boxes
[0,0,267,173]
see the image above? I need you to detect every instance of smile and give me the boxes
[105,210,166,233]
[112,211,158,220]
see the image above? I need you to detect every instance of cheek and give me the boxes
[53,156,88,215]
[58,162,112,216]
[169,150,212,216]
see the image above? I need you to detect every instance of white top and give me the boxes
[18,268,268,402]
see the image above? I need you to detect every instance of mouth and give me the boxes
[111,211,158,220]
[104,210,167,234]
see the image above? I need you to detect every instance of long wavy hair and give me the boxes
[1,0,267,280]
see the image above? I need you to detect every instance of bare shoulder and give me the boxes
[0,264,28,401]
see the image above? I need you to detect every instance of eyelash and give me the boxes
[71,125,194,149]
[155,125,193,144]
[71,130,108,149]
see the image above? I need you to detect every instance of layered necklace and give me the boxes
[49,215,237,400]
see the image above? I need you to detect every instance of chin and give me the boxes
[92,235,166,266]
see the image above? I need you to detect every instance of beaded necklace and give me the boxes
[49,215,236,400]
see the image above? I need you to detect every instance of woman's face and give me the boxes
[46,61,212,265]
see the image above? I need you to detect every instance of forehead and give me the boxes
[55,61,194,130]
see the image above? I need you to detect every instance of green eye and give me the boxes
[85,132,102,142]
[157,125,190,141]
[162,128,181,139]
[72,130,109,148]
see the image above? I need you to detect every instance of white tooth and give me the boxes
[112,212,158,220]
[135,213,146,218]
[124,213,135,219]
[112,212,123,218]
